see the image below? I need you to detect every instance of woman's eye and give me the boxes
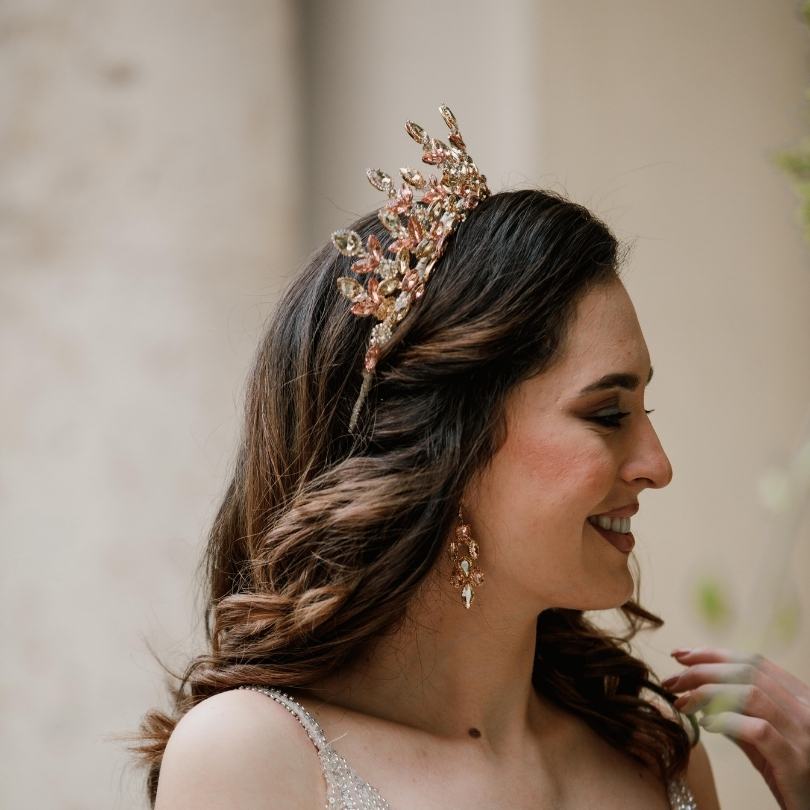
[588,408,655,429]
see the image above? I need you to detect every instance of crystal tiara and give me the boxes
[331,104,491,431]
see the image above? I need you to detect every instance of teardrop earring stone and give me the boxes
[461,583,473,609]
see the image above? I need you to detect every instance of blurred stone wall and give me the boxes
[0,1,304,807]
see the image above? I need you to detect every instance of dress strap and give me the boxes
[237,685,331,753]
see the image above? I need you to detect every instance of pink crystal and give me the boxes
[367,233,382,260]
[352,255,379,274]
[364,345,381,372]
[400,270,418,292]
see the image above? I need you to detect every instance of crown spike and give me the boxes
[405,120,429,146]
[367,168,395,195]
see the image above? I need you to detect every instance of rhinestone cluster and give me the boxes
[238,685,391,809]
[667,775,700,810]
[332,104,490,413]
[447,506,484,609]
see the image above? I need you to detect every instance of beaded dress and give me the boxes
[238,685,699,810]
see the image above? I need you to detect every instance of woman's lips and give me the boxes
[588,520,635,553]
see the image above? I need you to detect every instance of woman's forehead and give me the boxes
[513,287,650,406]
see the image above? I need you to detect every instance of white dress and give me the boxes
[238,685,699,810]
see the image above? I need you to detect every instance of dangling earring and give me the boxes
[448,502,485,609]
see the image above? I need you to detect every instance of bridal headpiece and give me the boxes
[331,104,491,431]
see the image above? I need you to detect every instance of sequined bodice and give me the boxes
[238,685,698,810]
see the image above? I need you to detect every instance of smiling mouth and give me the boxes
[589,514,632,534]
[587,519,635,553]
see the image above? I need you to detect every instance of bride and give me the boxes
[131,106,810,810]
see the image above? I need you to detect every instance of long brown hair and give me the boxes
[128,188,695,805]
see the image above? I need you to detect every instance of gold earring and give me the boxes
[448,503,484,609]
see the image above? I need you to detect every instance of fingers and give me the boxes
[672,647,810,705]
[698,711,799,766]
[673,682,801,741]
[665,651,810,721]
[669,647,810,810]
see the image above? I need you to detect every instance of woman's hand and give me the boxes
[663,647,810,810]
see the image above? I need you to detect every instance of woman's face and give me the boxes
[465,279,672,610]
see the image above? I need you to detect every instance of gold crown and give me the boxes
[331,104,491,431]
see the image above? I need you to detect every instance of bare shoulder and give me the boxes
[684,739,721,810]
[154,688,325,810]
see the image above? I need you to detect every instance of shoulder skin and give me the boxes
[154,688,325,810]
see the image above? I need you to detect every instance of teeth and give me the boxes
[588,515,631,534]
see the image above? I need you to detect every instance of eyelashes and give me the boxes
[589,408,655,429]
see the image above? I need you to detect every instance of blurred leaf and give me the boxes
[774,141,810,179]
[694,577,733,628]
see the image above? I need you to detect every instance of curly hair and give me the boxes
[126,188,696,806]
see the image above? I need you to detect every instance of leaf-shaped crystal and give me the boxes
[366,233,382,257]
[377,278,399,296]
[396,247,410,275]
[415,238,435,259]
[332,229,363,256]
[367,168,394,195]
[379,208,400,233]
[439,104,458,131]
[399,167,426,188]
[448,131,466,150]
[405,120,428,145]
[336,276,364,301]
[377,259,397,280]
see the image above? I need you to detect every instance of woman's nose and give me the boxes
[624,419,673,489]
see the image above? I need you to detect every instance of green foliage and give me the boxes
[693,576,733,629]
[775,5,810,244]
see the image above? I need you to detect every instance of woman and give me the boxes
[132,107,810,809]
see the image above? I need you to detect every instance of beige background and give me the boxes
[2,1,808,808]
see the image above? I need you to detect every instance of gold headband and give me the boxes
[331,104,491,431]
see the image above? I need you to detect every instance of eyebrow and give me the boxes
[578,365,654,396]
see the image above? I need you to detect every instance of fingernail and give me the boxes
[661,675,680,688]
[673,691,690,709]
[670,648,691,657]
